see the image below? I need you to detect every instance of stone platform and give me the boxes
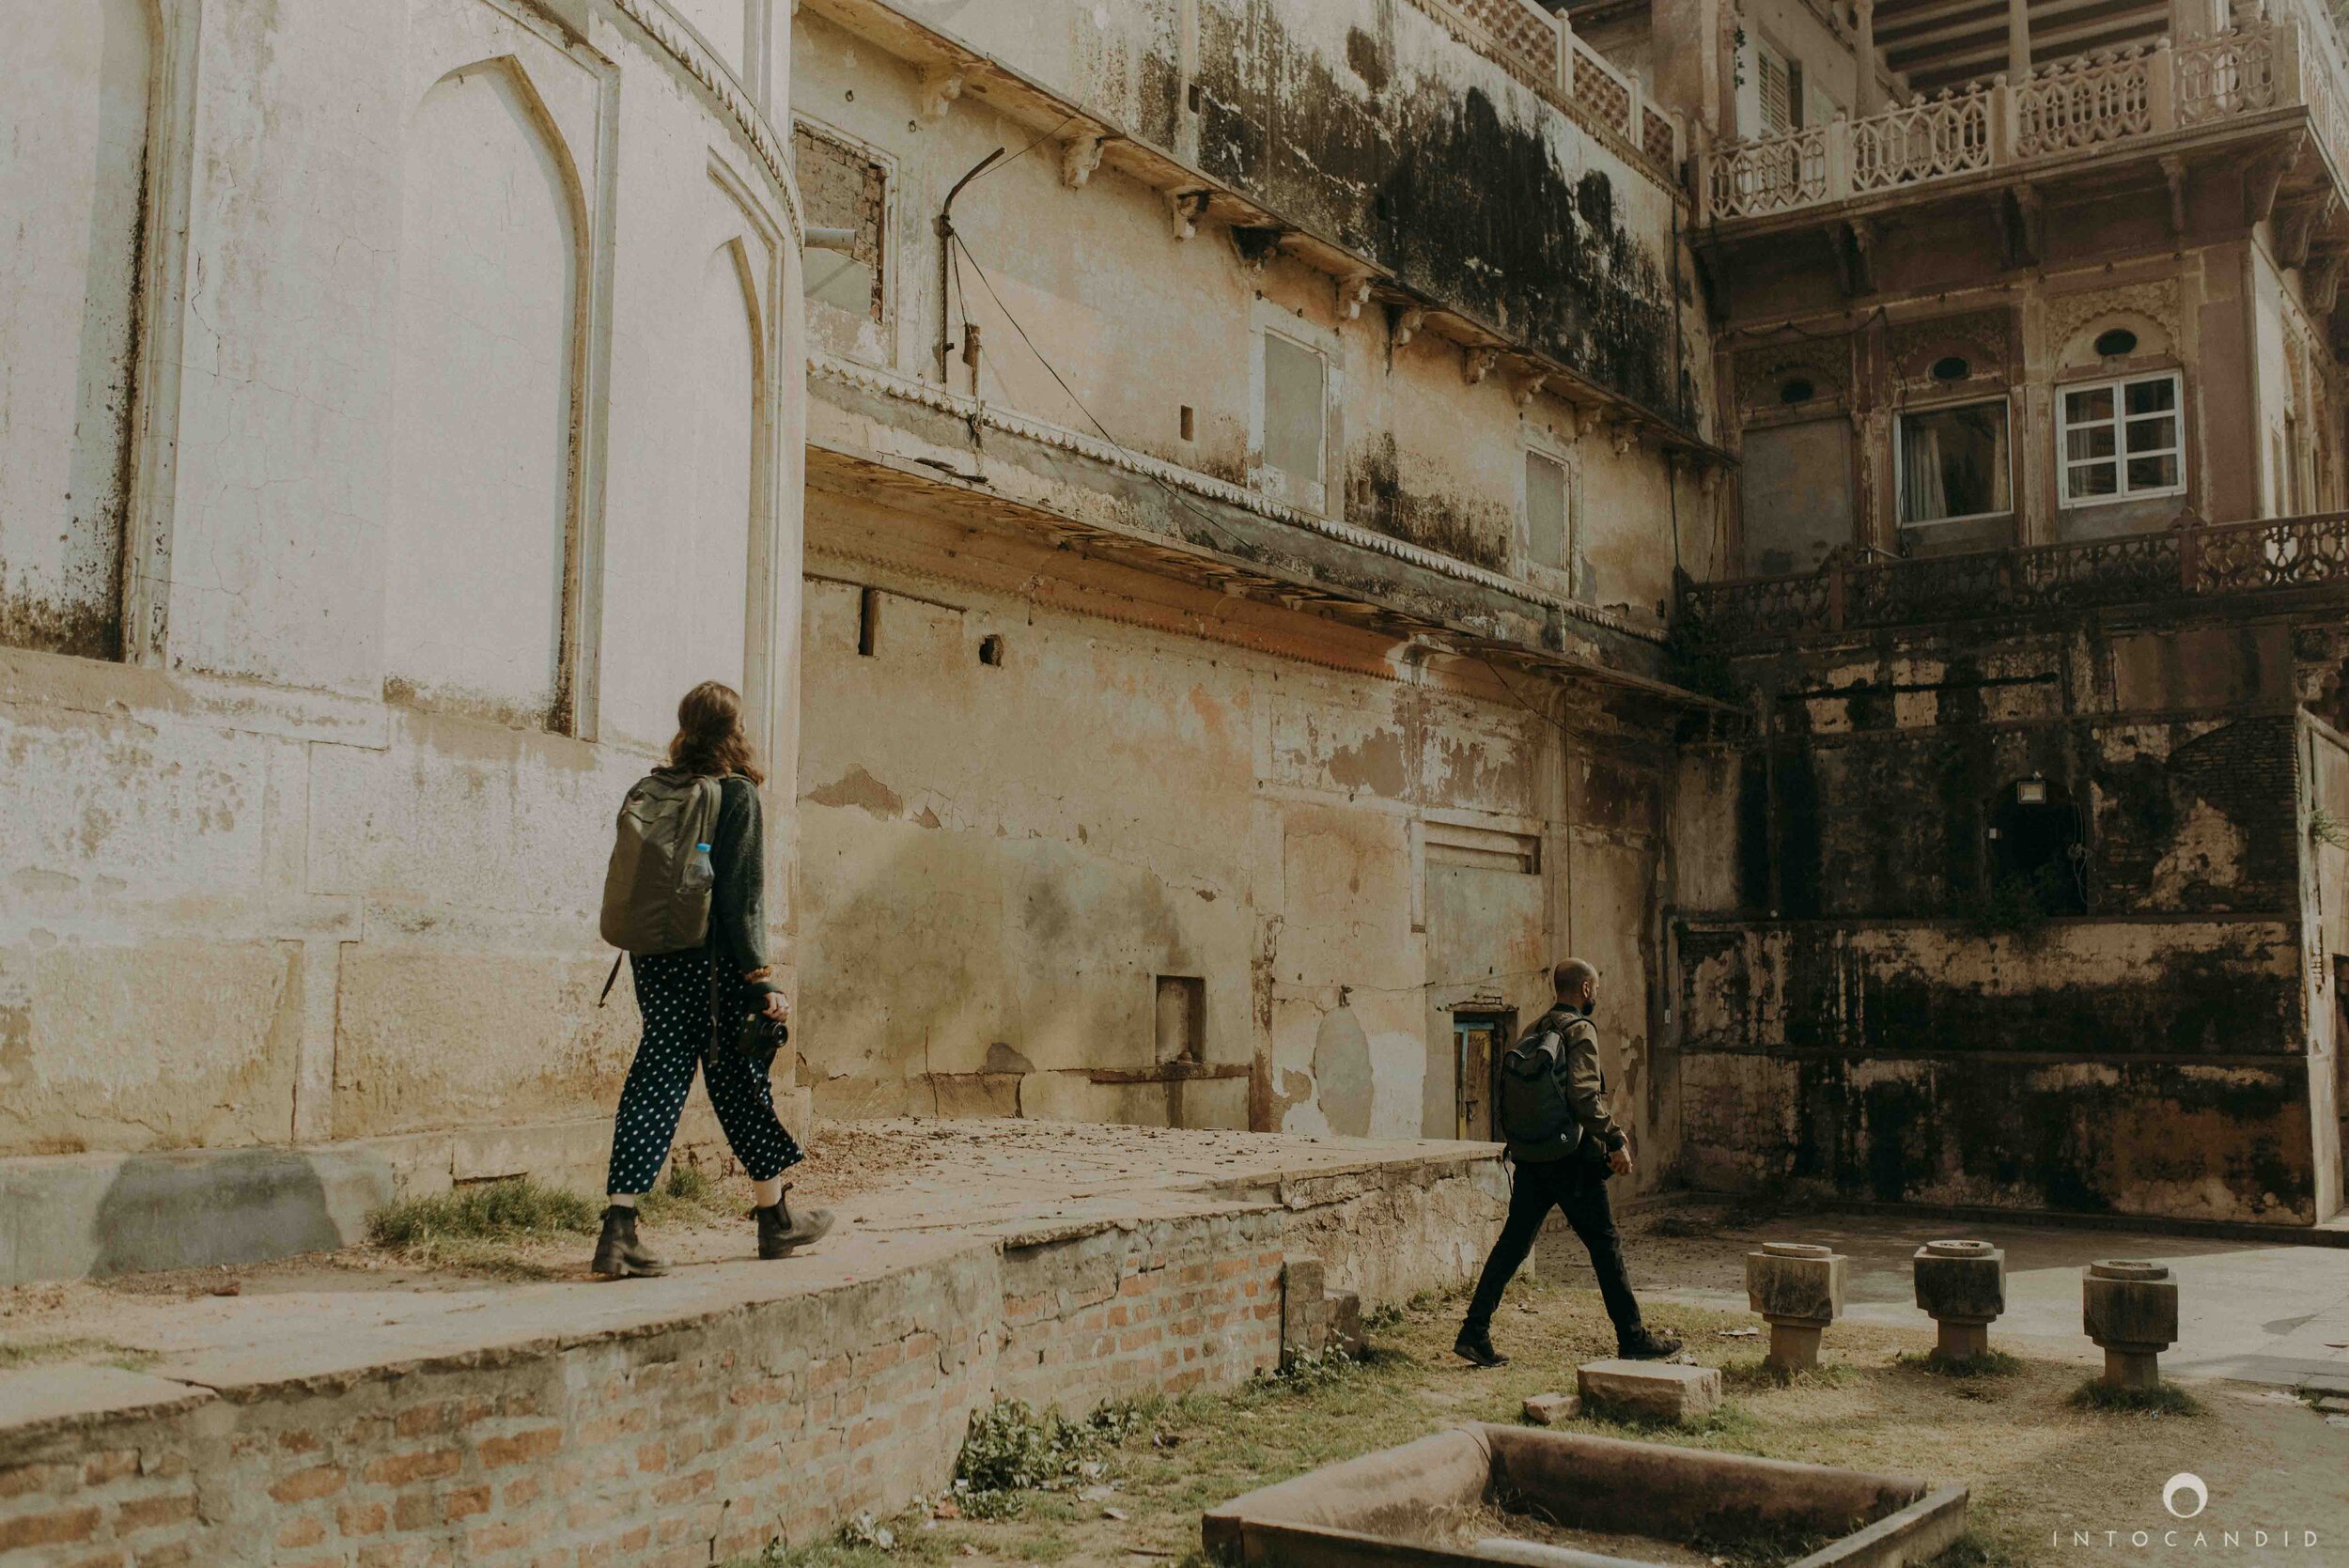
[0,1122,1506,1566]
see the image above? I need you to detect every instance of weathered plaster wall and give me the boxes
[0,1,808,1192]
[791,488,1680,1181]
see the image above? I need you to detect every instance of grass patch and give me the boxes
[1896,1349,2024,1379]
[1721,1355,1859,1392]
[367,1176,599,1249]
[365,1176,599,1277]
[2068,1378,2203,1416]
[0,1337,114,1369]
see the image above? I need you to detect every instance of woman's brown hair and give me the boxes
[667,681,765,784]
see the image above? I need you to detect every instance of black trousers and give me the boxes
[1461,1156,1642,1340]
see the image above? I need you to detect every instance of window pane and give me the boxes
[2127,454,2179,490]
[1900,400,2009,522]
[2068,460,2119,499]
[1262,334,1325,496]
[2065,386,2113,423]
[1525,450,1567,567]
[2124,377,2176,415]
[2067,425,2115,461]
[2125,415,2176,454]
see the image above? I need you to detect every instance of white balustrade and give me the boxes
[1700,18,2336,223]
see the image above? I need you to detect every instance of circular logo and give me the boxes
[2163,1473,2209,1519]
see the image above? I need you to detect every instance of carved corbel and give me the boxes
[1610,421,1637,456]
[919,65,964,120]
[1060,132,1106,190]
[1392,305,1426,346]
[2283,191,2339,270]
[1338,272,1375,320]
[1169,189,1210,241]
[1559,404,1583,442]
[2314,249,2348,314]
[1515,372,1550,408]
[2158,156,2189,243]
[2244,146,2294,227]
[1464,347,1500,385]
[1840,218,1879,296]
[1699,460,1723,497]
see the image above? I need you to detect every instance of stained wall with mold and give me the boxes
[1672,603,2343,1222]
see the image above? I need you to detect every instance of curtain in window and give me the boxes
[1901,420,1948,522]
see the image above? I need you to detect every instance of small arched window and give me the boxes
[2093,327,2139,357]
[1931,354,1971,382]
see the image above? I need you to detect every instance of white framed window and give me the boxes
[2059,372,2184,506]
[1256,327,1329,510]
[1896,397,2011,524]
[1524,447,1570,571]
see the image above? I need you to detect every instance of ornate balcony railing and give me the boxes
[1677,513,2349,644]
[1702,20,2330,224]
[1412,0,1685,179]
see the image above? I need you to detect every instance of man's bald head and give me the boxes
[1553,958,1598,1010]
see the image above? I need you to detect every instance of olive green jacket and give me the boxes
[1505,1004,1629,1164]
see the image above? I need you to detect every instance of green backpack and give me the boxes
[599,771,723,956]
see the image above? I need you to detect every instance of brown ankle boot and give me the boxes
[592,1205,668,1279]
[754,1187,835,1259]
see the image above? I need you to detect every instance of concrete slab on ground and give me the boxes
[1610,1208,2349,1389]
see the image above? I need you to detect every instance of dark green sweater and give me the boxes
[704,774,780,998]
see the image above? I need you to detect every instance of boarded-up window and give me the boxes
[0,0,150,659]
[387,63,581,728]
[794,123,885,323]
[1740,419,1854,575]
[1525,450,1568,569]
[1262,332,1327,507]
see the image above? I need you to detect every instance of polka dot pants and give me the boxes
[605,949,802,1196]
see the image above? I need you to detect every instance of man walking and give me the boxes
[1455,958,1680,1368]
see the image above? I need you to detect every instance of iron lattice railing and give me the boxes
[1678,513,2349,644]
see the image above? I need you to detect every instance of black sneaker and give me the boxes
[1618,1326,1682,1359]
[1454,1332,1509,1369]
[591,1205,669,1279]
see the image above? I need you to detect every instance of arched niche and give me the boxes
[685,231,765,698]
[385,55,590,730]
[0,0,158,660]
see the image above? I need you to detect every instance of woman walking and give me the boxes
[593,680,832,1278]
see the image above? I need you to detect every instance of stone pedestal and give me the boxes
[2082,1260,2179,1389]
[1745,1241,1846,1373]
[1912,1239,2005,1362]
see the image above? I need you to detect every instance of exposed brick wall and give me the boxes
[0,1162,1503,1567]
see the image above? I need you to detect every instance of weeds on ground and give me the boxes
[2068,1378,2203,1416]
[1721,1355,1858,1392]
[637,1160,745,1225]
[364,1176,599,1278]
[954,1396,1163,1506]
[1895,1348,2024,1379]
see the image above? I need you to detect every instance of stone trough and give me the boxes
[1203,1422,1968,1567]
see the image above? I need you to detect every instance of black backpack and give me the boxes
[1496,1013,1580,1148]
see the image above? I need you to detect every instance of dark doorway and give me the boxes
[1989,777,2087,912]
[1453,1012,1513,1141]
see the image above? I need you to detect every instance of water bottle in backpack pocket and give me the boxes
[599,771,723,955]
